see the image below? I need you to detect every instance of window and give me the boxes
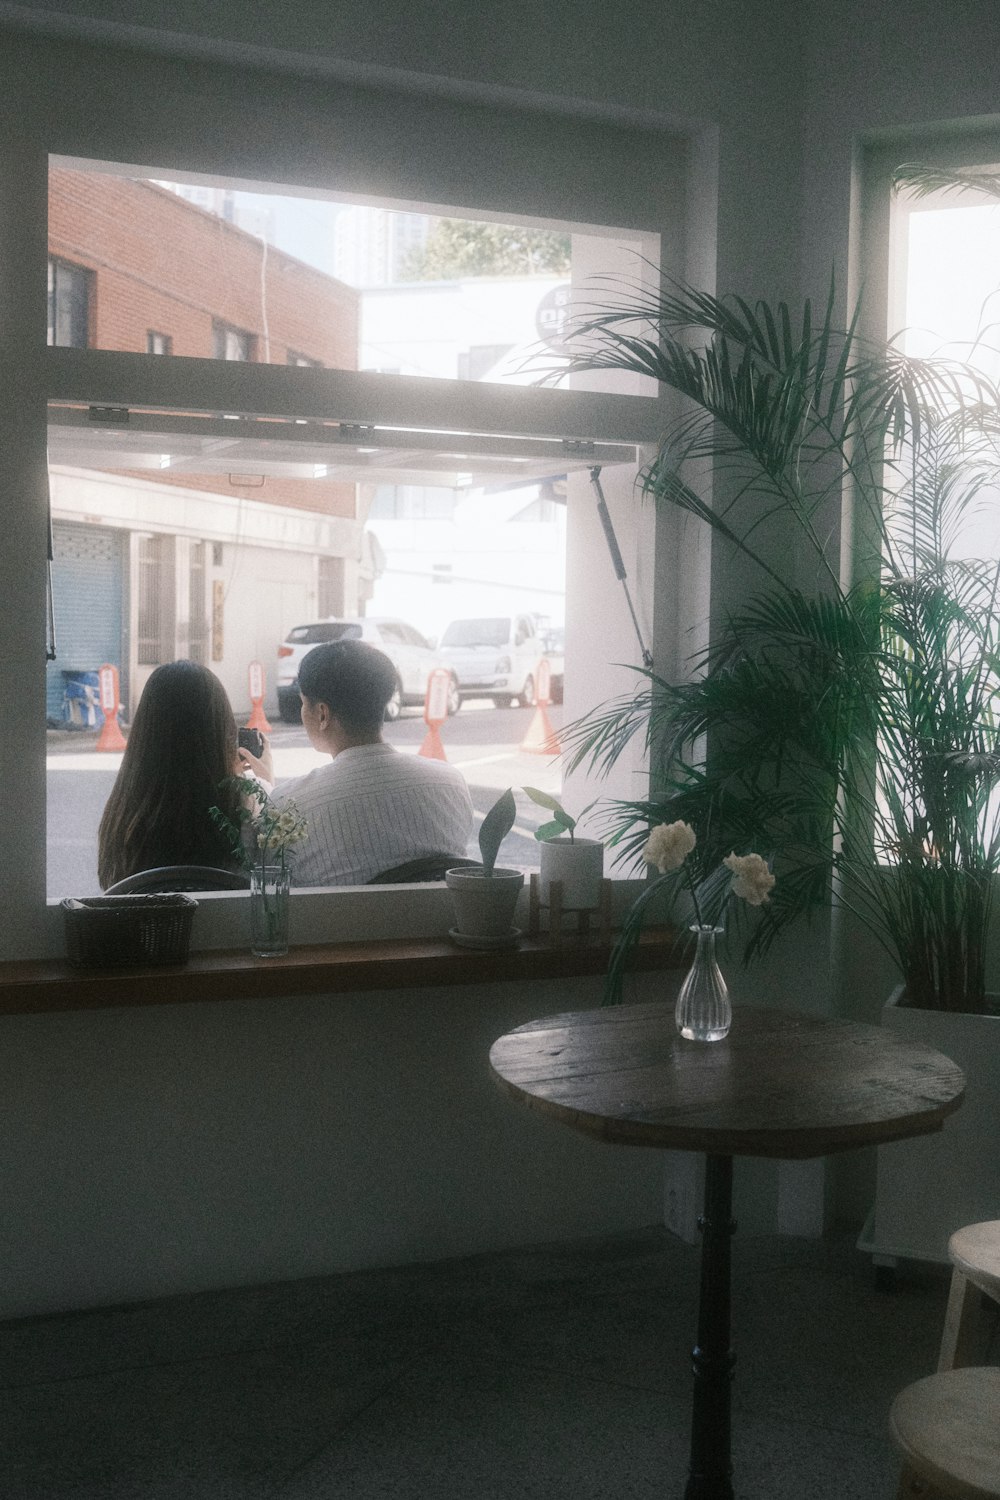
[886,155,1000,568]
[288,351,323,367]
[136,534,171,666]
[317,556,345,617]
[47,258,90,347]
[188,541,208,664]
[147,330,172,355]
[285,622,362,645]
[212,321,255,361]
[401,624,432,649]
[457,344,515,381]
[15,85,673,935]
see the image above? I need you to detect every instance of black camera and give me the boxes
[238,727,265,758]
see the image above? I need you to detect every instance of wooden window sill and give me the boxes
[0,929,679,1016]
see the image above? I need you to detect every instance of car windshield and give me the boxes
[286,622,363,645]
[439,618,509,648]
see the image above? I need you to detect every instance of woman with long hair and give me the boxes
[97,660,269,888]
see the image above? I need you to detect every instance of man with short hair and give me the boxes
[273,639,474,886]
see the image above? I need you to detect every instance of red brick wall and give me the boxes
[49,169,359,520]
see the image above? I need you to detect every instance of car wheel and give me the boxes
[550,680,564,705]
[517,675,536,708]
[279,693,302,724]
[491,695,512,709]
[446,675,462,716]
[383,682,403,722]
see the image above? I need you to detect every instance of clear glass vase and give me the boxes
[250,862,291,958]
[675,924,731,1041]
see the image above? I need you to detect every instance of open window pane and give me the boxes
[49,160,654,394]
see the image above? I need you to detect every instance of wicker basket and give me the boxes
[62,894,198,968]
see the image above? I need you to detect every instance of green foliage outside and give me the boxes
[401,220,571,281]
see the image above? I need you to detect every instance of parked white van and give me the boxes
[436,613,545,708]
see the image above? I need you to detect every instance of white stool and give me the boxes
[938,1220,1000,1372]
[891,1366,1000,1500]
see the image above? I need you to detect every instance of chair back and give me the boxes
[105,865,250,894]
[369,854,481,884]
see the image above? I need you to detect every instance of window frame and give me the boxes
[211,320,256,362]
[47,256,91,349]
[2,52,686,960]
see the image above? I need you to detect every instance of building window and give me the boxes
[147,330,172,355]
[188,541,208,664]
[287,351,323,367]
[47,258,91,347]
[212,322,255,361]
[136,534,169,666]
[457,344,516,381]
[317,556,345,617]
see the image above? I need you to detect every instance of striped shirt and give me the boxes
[275,742,474,887]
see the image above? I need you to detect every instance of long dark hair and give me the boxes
[97,660,242,888]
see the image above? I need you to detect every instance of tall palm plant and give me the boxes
[557,273,1000,1012]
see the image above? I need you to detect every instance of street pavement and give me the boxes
[46,700,566,900]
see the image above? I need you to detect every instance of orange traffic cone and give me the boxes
[95,664,127,751]
[418,668,452,760]
[96,709,127,752]
[520,703,561,755]
[418,724,447,760]
[245,698,272,734]
[245,661,273,734]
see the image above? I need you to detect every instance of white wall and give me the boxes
[0,974,665,1319]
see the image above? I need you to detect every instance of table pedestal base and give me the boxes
[684,1154,735,1500]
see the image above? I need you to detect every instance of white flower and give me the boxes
[723,852,775,906]
[250,800,308,854]
[643,821,696,874]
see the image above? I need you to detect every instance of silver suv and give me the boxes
[276,617,461,723]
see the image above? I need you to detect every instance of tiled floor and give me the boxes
[0,1225,992,1499]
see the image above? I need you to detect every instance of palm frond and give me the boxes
[893,163,1000,202]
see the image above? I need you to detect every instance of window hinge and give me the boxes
[87,405,130,425]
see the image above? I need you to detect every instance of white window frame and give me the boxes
[1,56,686,961]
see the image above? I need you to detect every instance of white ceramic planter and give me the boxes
[863,986,1000,1267]
[538,838,604,911]
[445,867,524,938]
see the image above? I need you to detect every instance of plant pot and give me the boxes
[862,985,1000,1267]
[445,867,523,938]
[538,837,604,911]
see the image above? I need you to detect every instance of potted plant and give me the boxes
[523,786,604,911]
[446,788,523,945]
[553,252,1000,1262]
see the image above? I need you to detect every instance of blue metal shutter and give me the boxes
[46,523,126,723]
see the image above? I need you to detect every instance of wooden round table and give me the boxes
[489,1002,965,1500]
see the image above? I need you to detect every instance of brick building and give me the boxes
[46,168,371,720]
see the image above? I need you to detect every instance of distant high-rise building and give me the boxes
[155,182,275,246]
[332,206,431,287]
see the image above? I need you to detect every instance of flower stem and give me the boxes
[687,868,705,927]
